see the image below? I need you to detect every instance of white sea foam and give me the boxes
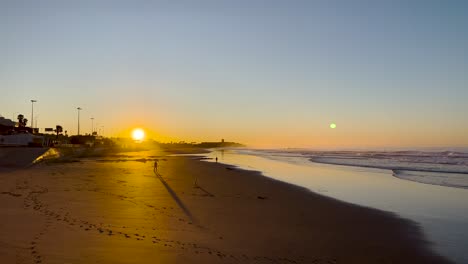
[392,170,468,189]
[238,149,468,189]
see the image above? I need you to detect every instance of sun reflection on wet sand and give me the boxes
[0,148,209,263]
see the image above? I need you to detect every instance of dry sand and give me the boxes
[0,147,451,263]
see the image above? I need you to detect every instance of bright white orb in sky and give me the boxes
[132,128,145,141]
[330,123,337,129]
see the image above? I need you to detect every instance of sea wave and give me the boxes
[392,170,468,189]
[243,149,468,189]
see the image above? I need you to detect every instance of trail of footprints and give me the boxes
[14,178,318,263]
[19,182,49,264]
[29,217,52,264]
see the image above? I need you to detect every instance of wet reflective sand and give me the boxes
[204,149,468,263]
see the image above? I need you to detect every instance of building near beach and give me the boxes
[0,116,16,127]
[0,134,44,147]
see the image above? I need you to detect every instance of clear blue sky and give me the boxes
[1,0,467,147]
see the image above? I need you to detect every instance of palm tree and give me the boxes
[17,114,24,127]
[55,125,63,139]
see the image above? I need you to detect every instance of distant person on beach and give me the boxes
[215,157,218,163]
[153,160,158,173]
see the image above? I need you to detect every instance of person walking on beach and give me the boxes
[153,160,158,173]
[215,157,218,163]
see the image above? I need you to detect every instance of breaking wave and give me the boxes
[242,149,468,189]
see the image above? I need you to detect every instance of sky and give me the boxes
[1,0,467,148]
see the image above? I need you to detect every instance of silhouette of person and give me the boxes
[153,160,158,173]
[215,157,218,163]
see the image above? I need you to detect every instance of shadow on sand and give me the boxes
[154,170,197,224]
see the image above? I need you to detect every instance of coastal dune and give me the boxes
[0,149,451,263]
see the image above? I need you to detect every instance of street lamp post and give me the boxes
[91,117,94,135]
[77,107,82,135]
[35,115,39,131]
[31,100,37,132]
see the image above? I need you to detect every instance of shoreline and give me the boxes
[310,157,468,175]
[0,149,453,263]
[309,158,468,190]
[179,156,451,263]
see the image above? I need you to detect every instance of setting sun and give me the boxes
[131,128,145,141]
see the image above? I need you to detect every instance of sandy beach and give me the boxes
[0,147,451,264]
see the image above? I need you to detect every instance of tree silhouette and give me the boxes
[17,114,24,127]
[17,114,28,128]
[55,125,63,139]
